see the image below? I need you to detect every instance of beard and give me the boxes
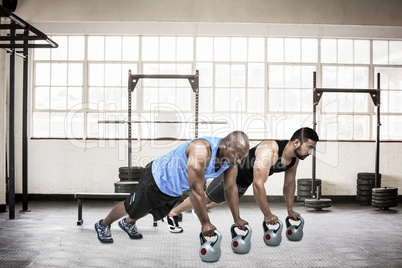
[294,146,308,160]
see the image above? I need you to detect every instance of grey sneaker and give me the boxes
[94,219,113,243]
[118,217,143,239]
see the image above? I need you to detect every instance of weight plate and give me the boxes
[357,190,372,196]
[356,195,371,201]
[357,185,374,191]
[371,199,398,205]
[356,179,377,186]
[304,198,332,208]
[357,173,382,180]
[372,187,398,194]
[371,202,398,208]
[297,178,322,186]
[297,185,312,191]
[297,190,313,197]
[119,166,144,173]
[119,173,141,181]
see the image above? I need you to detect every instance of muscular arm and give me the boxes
[252,141,278,225]
[222,166,248,229]
[283,160,300,220]
[186,140,215,236]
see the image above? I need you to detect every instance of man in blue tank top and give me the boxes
[167,128,318,232]
[94,131,250,243]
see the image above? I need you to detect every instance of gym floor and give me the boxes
[0,199,401,268]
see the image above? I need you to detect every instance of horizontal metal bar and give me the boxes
[315,88,378,93]
[98,120,227,124]
[130,74,196,79]
[0,36,48,41]
[0,44,56,49]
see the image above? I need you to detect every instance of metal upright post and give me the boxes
[21,29,29,212]
[194,70,199,138]
[8,25,16,219]
[312,72,317,198]
[375,73,381,188]
[128,70,132,180]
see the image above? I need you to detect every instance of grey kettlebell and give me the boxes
[285,216,304,241]
[262,219,283,246]
[230,224,252,254]
[199,230,222,262]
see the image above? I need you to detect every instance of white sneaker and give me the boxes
[167,215,183,233]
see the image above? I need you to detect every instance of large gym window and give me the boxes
[32,36,402,141]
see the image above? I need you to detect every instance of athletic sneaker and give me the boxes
[118,218,143,239]
[167,214,183,233]
[94,219,113,243]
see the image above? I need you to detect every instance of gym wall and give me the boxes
[1,0,401,200]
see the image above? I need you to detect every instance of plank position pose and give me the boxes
[167,127,319,233]
[95,131,250,243]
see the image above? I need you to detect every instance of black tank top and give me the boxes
[236,140,296,188]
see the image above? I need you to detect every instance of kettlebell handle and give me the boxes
[285,216,303,229]
[263,220,283,233]
[200,230,221,246]
[230,224,251,240]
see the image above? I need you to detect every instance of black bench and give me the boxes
[74,192,158,226]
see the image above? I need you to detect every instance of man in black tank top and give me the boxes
[167,128,319,232]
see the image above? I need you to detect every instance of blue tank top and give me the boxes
[152,137,229,197]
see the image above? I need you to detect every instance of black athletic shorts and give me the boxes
[124,161,180,221]
[205,173,249,203]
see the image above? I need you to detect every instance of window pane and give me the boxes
[68,63,83,86]
[199,87,213,113]
[302,39,318,63]
[51,63,67,86]
[247,88,264,113]
[267,38,284,62]
[284,89,301,112]
[215,88,230,111]
[142,37,159,61]
[215,64,230,87]
[122,36,139,61]
[284,65,301,88]
[231,37,247,62]
[177,37,193,61]
[35,63,50,85]
[105,36,122,61]
[51,87,67,109]
[105,64,122,86]
[285,38,300,62]
[338,39,353,64]
[196,63,213,87]
[35,87,49,109]
[321,39,336,63]
[88,36,104,61]
[269,65,284,88]
[338,115,353,140]
[389,91,402,112]
[196,37,213,61]
[33,112,49,137]
[230,88,245,112]
[214,37,230,61]
[67,112,84,138]
[160,37,176,61]
[248,38,264,62]
[34,46,50,60]
[354,115,370,140]
[231,64,246,87]
[51,36,67,60]
[269,88,284,112]
[89,64,105,86]
[373,41,388,64]
[105,87,122,110]
[68,36,85,60]
[389,41,402,65]
[68,87,82,110]
[50,113,66,137]
[354,40,370,64]
[248,63,264,87]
